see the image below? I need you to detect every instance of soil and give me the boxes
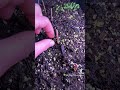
[35,0,85,90]
[86,1,120,90]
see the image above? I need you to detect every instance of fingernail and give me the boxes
[50,41,55,47]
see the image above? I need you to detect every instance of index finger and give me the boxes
[35,4,54,38]
[35,16,55,38]
[35,3,42,17]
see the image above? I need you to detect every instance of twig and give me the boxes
[41,0,47,14]
[50,8,53,21]
[61,45,65,55]
[55,29,59,44]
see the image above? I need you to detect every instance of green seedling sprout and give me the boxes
[55,2,80,13]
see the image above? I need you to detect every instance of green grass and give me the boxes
[55,2,80,12]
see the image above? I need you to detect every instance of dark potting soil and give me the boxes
[86,1,120,90]
[35,1,85,90]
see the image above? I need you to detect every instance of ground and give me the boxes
[86,1,120,90]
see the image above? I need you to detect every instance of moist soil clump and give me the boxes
[35,1,85,90]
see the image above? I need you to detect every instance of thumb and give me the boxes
[35,39,55,58]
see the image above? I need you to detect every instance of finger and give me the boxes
[20,0,35,25]
[35,28,41,34]
[0,5,15,19]
[35,16,55,38]
[35,3,43,34]
[35,17,42,34]
[35,39,55,58]
[35,3,42,17]
[0,0,9,8]
[0,0,24,19]
[35,4,54,37]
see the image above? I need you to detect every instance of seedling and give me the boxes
[50,8,53,21]
[55,2,80,13]
[41,0,47,14]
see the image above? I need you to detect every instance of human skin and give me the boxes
[35,4,55,58]
[0,1,55,77]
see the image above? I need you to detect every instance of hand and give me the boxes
[35,4,55,58]
[0,0,24,19]
[0,0,34,24]
[0,0,34,77]
[0,1,55,77]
